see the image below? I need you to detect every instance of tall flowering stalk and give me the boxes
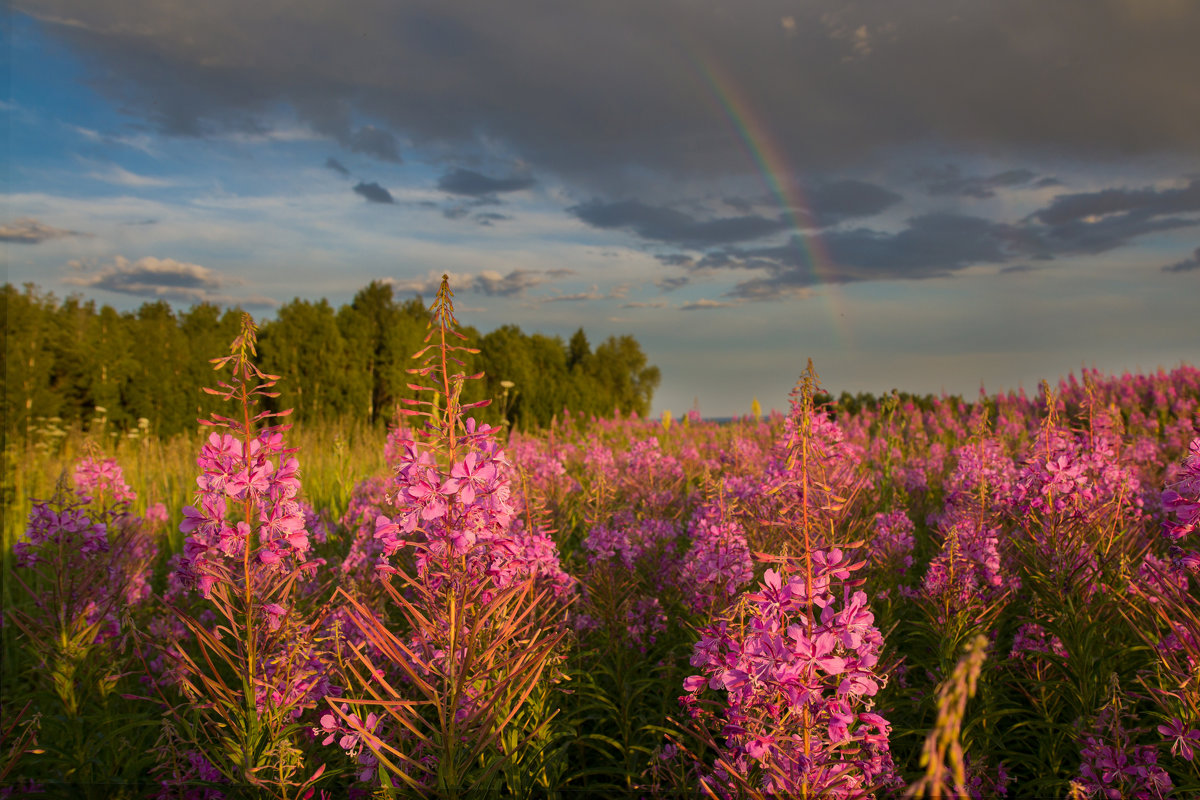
[154,313,328,797]
[325,276,573,797]
[679,363,898,798]
[905,634,989,799]
[7,454,160,788]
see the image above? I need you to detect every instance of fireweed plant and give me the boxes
[322,276,574,797]
[677,364,900,798]
[7,454,163,792]
[147,313,331,798]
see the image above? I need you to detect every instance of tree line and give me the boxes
[2,282,660,440]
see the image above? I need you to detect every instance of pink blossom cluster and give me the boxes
[1009,622,1067,661]
[175,431,313,598]
[870,510,915,573]
[338,475,394,581]
[584,512,680,571]
[917,438,1017,616]
[679,502,754,613]
[681,556,898,798]
[14,457,159,646]
[1162,438,1200,547]
[1010,425,1144,522]
[73,456,137,505]
[962,754,1011,799]
[756,405,865,547]
[373,421,573,597]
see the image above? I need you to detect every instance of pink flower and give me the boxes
[1157,718,1200,761]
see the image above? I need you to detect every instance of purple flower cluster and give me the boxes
[681,557,897,797]
[584,512,679,571]
[680,501,754,614]
[14,457,158,647]
[1162,438,1200,555]
[374,421,572,597]
[1076,712,1172,799]
[176,431,313,598]
[1009,622,1067,662]
[870,510,915,573]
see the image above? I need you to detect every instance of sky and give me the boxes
[3,0,1199,417]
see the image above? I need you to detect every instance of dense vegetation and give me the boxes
[2,282,660,438]
[3,278,1200,798]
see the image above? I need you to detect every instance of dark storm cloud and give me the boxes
[353,181,394,204]
[324,157,349,176]
[916,165,1038,198]
[346,126,401,162]
[1030,179,1200,227]
[17,0,1200,193]
[804,180,902,224]
[570,182,897,248]
[636,176,1200,299]
[571,200,788,248]
[1023,178,1200,256]
[1163,246,1200,273]
[0,217,87,243]
[437,168,535,197]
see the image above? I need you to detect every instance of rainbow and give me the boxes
[690,56,850,341]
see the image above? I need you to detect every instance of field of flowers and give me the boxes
[3,278,1199,798]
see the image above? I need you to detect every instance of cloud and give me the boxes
[346,125,401,162]
[324,156,350,176]
[437,168,535,197]
[62,255,276,306]
[622,300,669,309]
[475,268,545,295]
[1024,178,1200,255]
[1163,246,1200,273]
[803,180,902,224]
[681,298,740,310]
[646,177,1200,299]
[473,212,509,226]
[571,181,898,247]
[998,264,1038,275]
[542,285,603,303]
[0,217,87,243]
[390,268,566,297]
[18,0,1199,194]
[916,165,1038,198]
[353,181,394,203]
[86,164,174,187]
[572,200,789,247]
[1030,178,1200,227]
[704,213,1023,299]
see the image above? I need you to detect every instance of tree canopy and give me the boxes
[2,282,661,439]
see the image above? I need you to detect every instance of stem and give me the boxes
[240,367,259,778]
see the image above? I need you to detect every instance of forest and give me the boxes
[2,282,661,438]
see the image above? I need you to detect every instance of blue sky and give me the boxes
[4,1,1199,416]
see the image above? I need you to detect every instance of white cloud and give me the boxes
[86,165,174,188]
[63,255,276,306]
[0,217,87,243]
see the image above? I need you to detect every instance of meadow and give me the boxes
[3,279,1199,799]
